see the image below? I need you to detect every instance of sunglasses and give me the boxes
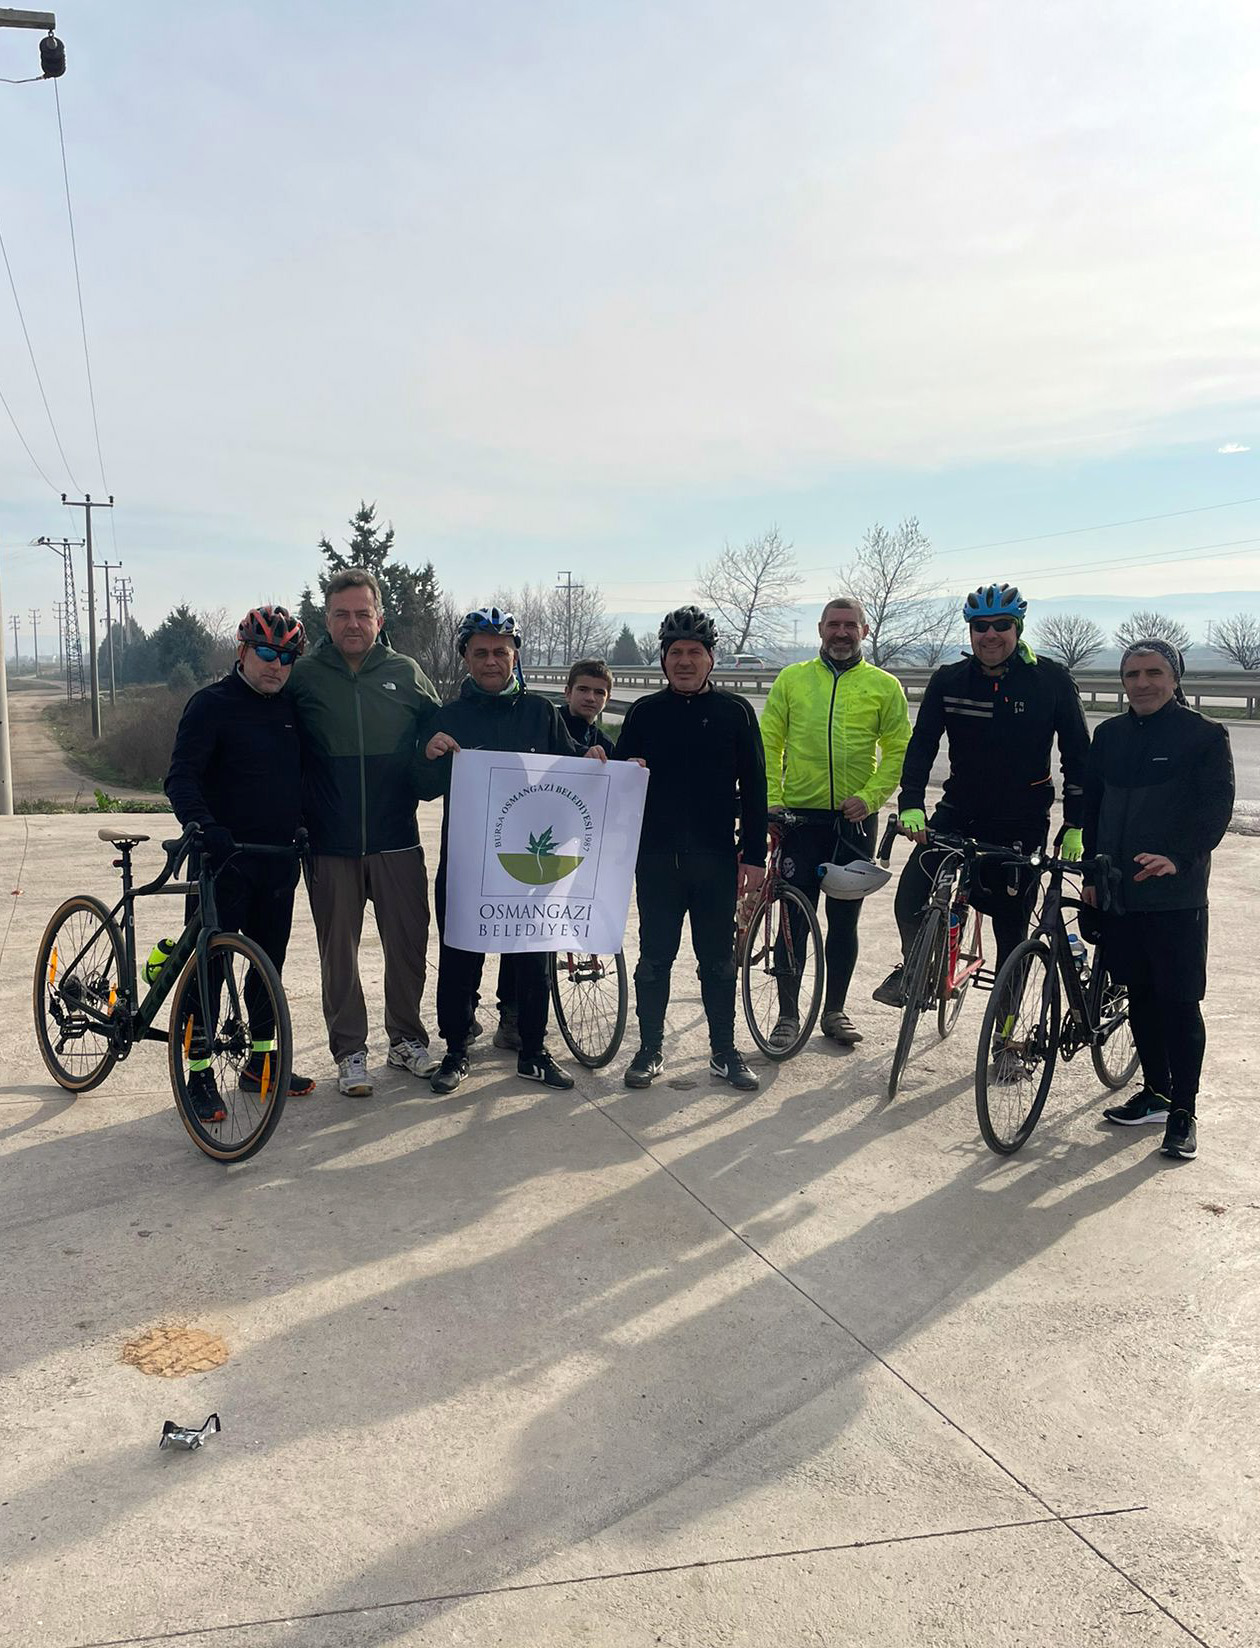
[252,644,299,665]
[969,618,1015,634]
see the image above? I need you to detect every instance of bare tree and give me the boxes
[1114,610,1191,654]
[911,605,963,667]
[1206,612,1260,670]
[1035,613,1107,672]
[836,517,954,669]
[696,527,802,653]
[413,593,465,702]
[636,630,659,666]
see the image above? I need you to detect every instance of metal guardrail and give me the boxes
[527,664,1260,713]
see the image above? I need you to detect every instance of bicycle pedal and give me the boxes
[973,969,998,993]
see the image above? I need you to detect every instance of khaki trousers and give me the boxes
[306,848,431,1061]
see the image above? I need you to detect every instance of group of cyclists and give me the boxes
[164,569,1235,1163]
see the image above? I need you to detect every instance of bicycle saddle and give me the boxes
[97,829,150,847]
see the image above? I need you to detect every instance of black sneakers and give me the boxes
[871,967,905,1008]
[431,1053,469,1095]
[1161,1108,1197,1160]
[710,1050,759,1091]
[767,1017,800,1052]
[239,1055,316,1098]
[188,1069,226,1123]
[1103,1087,1172,1126]
[518,1051,574,1090]
[493,1010,522,1051]
[624,1048,664,1088]
[820,1009,862,1045]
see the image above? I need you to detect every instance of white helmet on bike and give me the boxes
[818,858,891,900]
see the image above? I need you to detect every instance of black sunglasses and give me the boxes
[970,618,1015,634]
[253,643,300,665]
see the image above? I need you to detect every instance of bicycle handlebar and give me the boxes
[157,823,310,875]
[876,816,1027,869]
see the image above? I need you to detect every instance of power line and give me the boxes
[53,80,109,495]
[0,370,60,491]
[0,220,83,491]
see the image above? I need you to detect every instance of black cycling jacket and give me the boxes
[164,667,302,846]
[560,704,615,756]
[899,650,1090,829]
[613,686,767,866]
[1083,699,1234,914]
[415,679,580,806]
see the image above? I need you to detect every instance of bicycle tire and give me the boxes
[975,939,1061,1155]
[168,932,292,1163]
[937,906,982,1041]
[888,905,944,1100]
[1089,965,1140,1090]
[550,950,628,1069]
[740,882,824,1059]
[32,894,127,1093]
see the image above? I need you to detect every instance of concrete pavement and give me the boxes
[1,809,1257,1647]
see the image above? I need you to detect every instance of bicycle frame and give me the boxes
[1025,862,1128,1062]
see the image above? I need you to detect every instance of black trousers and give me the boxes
[780,814,877,1013]
[1101,908,1209,1113]
[434,861,550,1058]
[634,850,738,1056]
[186,856,297,1046]
[894,804,1047,974]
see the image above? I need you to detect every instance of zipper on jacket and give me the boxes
[353,675,367,855]
[826,670,840,811]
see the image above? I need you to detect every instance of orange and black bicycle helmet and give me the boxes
[237,604,306,653]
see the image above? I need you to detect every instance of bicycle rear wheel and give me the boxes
[32,894,126,1092]
[888,905,943,1099]
[975,939,1061,1154]
[550,950,628,1068]
[937,907,982,1040]
[1090,965,1140,1089]
[740,882,823,1059]
[168,932,292,1163]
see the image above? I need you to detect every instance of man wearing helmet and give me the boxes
[873,582,1090,1006]
[165,604,314,1118]
[612,606,767,1092]
[419,607,605,1095]
[287,568,441,1098]
[760,596,912,1047]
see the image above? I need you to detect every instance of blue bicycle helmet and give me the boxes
[457,607,521,654]
[962,583,1027,623]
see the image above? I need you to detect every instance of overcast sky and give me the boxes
[1,0,1258,639]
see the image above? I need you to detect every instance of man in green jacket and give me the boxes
[287,568,440,1096]
[760,597,911,1045]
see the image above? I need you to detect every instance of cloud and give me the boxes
[1218,443,1251,454]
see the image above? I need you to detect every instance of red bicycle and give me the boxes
[738,812,825,1060]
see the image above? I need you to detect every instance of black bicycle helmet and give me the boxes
[658,605,718,652]
[457,606,521,654]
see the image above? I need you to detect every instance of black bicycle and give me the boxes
[549,950,628,1068]
[33,823,302,1163]
[877,818,1026,1100]
[974,850,1139,1154]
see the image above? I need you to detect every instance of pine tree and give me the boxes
[610,624,642,665]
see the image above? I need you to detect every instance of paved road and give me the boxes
[2,810,1257,1646]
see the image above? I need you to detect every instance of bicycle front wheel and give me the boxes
[550,950,628,1068]
[32,894,126,1092]
[889,905,943,1100]
[937,907,982,1040]
[740,882,823,1059]
[976,939,1061,1154]
[1090,965,1140,1090]
[168,932,292,1163]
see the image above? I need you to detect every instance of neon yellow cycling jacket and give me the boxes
[761,656,912,813]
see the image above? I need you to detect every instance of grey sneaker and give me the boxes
[387,1038,438,1077]
[337,1050,373,1096]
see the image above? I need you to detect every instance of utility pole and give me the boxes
[28,608,41,677]
[62,494,112,738]
[556,569,583,666]
[52,600,64,676]
[97,559,121,704]
[36,536,85,704]
[10,613,19,670]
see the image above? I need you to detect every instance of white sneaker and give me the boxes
[337,1050,373,1096]
[387,1038,438,1078]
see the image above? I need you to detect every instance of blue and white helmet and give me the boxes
[963,583,1027,623]
[457,607,520,654]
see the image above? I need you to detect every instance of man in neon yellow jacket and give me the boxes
[760,597,911,1045]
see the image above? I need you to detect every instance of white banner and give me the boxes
[444,750,648,954]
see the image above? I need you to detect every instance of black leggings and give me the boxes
[1101,908,1210,1113]
[1127,992,1206,1114]
[434,863,550,1058]
[634,851,738,1055]
[780,814,876,1012]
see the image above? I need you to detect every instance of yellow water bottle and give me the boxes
[144,938,177,985]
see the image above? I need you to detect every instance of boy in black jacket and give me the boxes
[164,604,313,1113]
[1083,641,1234,1160]
[614,606,767,1092]
[418,608,605,1095]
